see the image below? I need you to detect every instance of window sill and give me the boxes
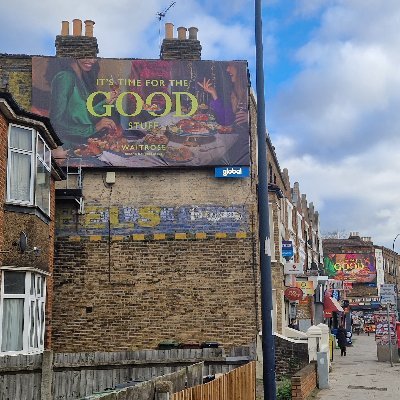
[0,349,44,357]
[4,203,51,224]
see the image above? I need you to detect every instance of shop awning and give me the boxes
[324,296,344,314]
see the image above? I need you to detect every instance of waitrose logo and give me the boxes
[215,167,250,178]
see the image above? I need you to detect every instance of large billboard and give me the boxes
[323,253,376,283]
[32,57,250,168]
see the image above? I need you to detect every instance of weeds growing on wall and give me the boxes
[276,377,292,400]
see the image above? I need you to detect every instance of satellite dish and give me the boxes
[19,232,27,253]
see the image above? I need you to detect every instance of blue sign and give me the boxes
[332,290,340,300]
[282,240,294,258]
[215,166,250,178]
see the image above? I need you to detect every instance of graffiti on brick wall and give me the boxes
[56,205,249,235]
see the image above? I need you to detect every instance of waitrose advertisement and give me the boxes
[32,57,250,168]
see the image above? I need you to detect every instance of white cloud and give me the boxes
[278,133,400,246]
[293,0,332,18]
[267,1,400,246]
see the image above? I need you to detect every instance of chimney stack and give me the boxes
[55,19,99,58]
[61,21,69,36]
[160,22,202,60]
[84,20,95,37]
[188,27,198,40]
[72,19,82,36]
[177,26,187,40]
[165,22,174,39]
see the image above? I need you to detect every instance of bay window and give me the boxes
[7,124,51,216]
[0,271,46,354]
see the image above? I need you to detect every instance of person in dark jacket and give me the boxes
[336,324,348,356]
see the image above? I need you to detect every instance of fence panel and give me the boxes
[172,361,256,400]
[0,354,42,400]
[0,346,253,400]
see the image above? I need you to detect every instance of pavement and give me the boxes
[315,333,400,400]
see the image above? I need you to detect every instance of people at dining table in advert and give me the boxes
[48,58,119,157]
[126,59,173,125]
[197,61,249,128]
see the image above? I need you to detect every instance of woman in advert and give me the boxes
[48,58,119,153]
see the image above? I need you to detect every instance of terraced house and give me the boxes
[0,91,64,355]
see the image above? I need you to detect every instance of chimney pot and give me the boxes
[188,27,198,40]
[84,20,95,37]
[72,19,82,36]
[61,21,69,36]
[165,22,174,39]
[177,26,187,40]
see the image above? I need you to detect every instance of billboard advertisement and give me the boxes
[323,253,376,283]
[31,57,250,168]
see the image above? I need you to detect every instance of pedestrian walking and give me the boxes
[288,318,300,330]
[336,324,348,356]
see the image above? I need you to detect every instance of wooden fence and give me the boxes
[0,346,254,400]
[0,353,43,400]
[172,361,256,400]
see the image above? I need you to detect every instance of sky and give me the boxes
[1,0,400,247]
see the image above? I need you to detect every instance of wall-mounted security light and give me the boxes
[106,171,116,185]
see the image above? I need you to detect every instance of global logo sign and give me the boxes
[282,240,294,259]
[215,166,250,178]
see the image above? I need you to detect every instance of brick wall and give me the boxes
[271,197,285,333]
[160,39,202,60]
[45,178,56,349]
[2,212,51,271]
[55,35,98,58]
[291,363,317,400]
[272,264,284,333]
[0,55,32,109]
[274,334,309,379]
[52,237,258,352]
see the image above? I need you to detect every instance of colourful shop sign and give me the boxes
[284,287,303,301]
[323,253,376,283]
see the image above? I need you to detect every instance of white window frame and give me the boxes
[35,134,51,215]
[297,213,303,240]
[269,204,276,261]
[0,270,46,355]
[6,124,51,216]
[286,200,294,233]
[6,124,35,206]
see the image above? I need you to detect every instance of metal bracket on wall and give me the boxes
[76,197,85,215]
[56,157,85,214]
[72,159,85,214]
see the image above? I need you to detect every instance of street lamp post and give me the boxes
[255,1,277,399]
[392,234,400,319]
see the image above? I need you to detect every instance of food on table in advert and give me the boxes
[164,147,194,162]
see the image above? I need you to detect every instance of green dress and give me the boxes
[49,70,107,147]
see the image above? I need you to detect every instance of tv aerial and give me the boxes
[157,1,176,47]
[157,1,176,21]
